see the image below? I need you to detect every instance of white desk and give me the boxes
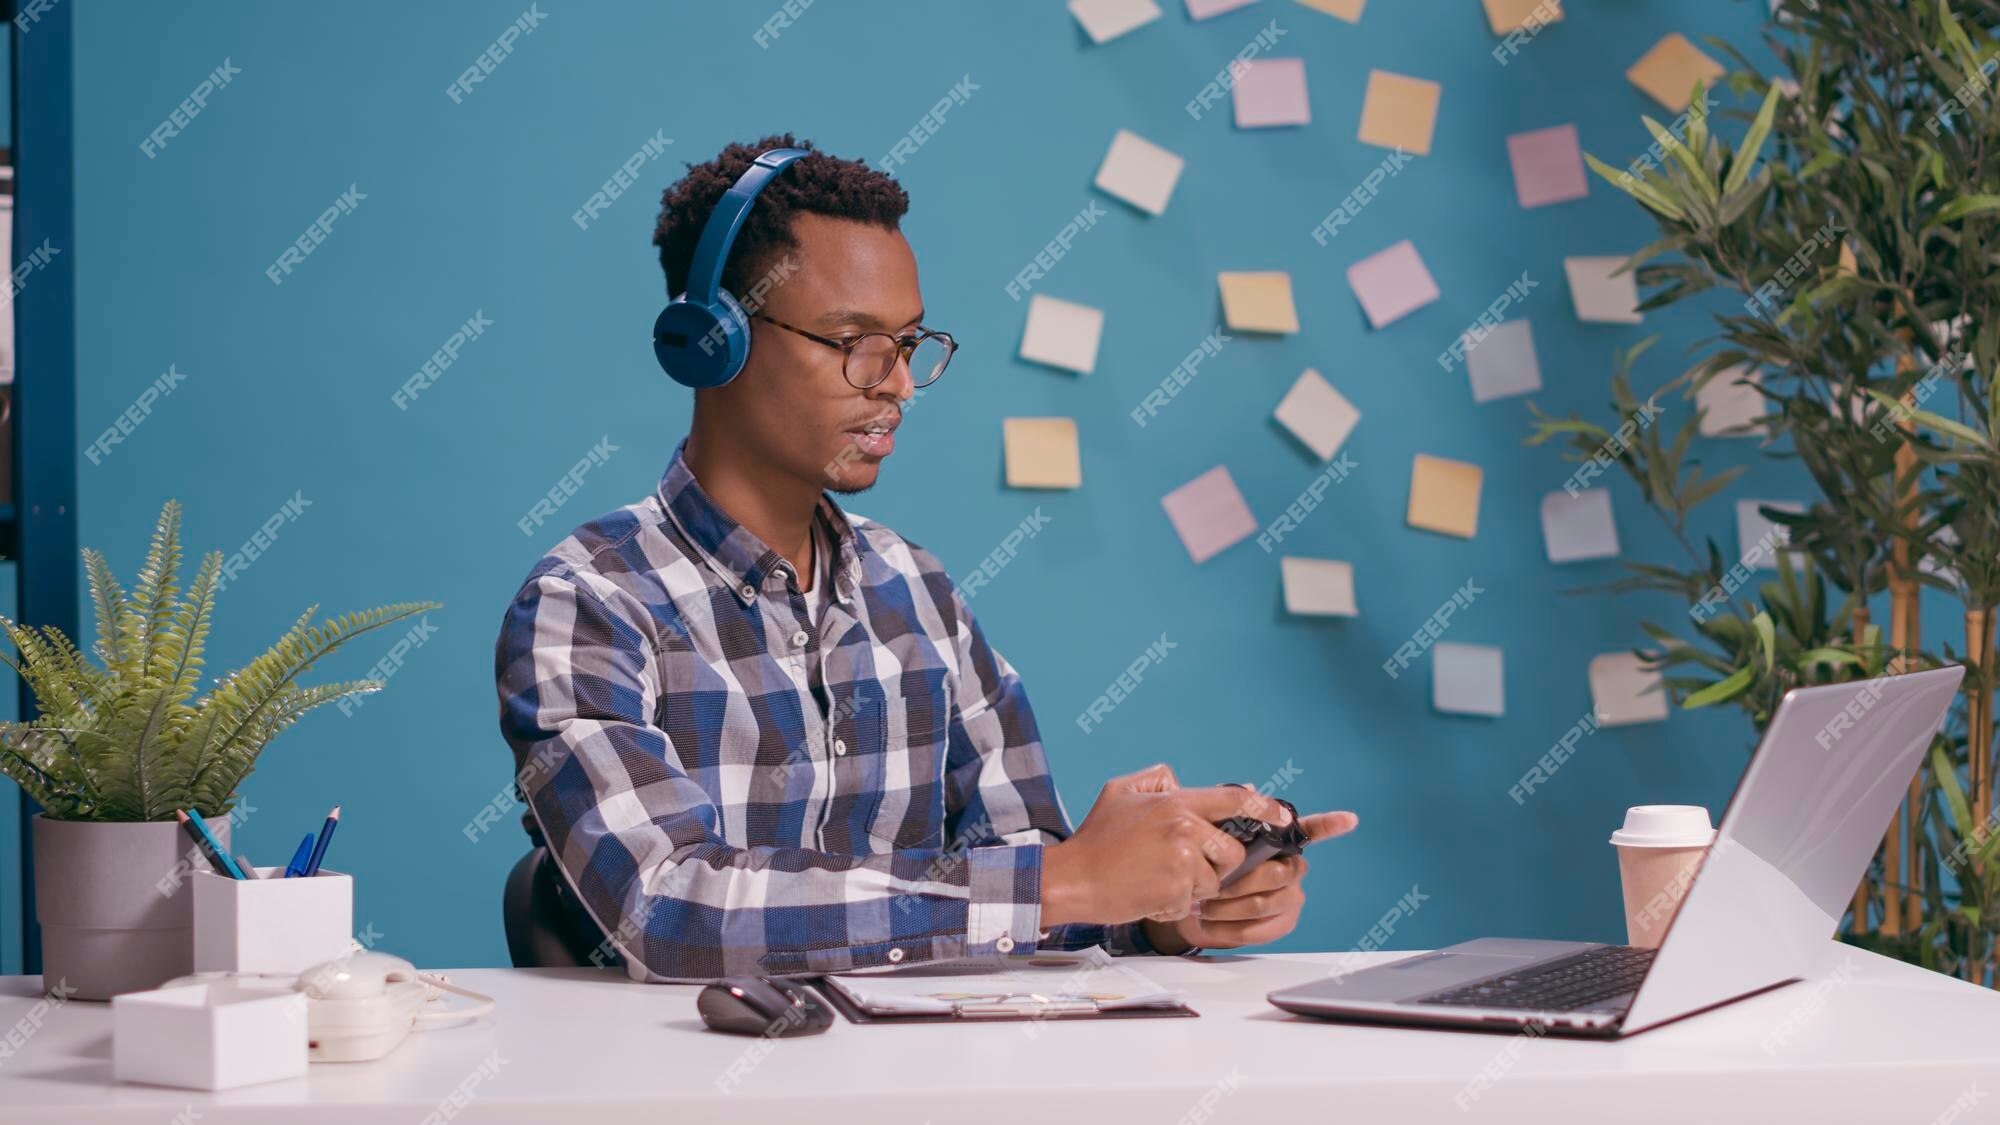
[0,943,1993,1124]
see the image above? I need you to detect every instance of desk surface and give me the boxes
[0,943,1993,1124]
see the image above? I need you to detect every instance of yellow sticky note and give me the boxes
[1358,70,1442,156]
[1294,0,1364,22]
[1837,239,1857,277]
[1482,0,1560,34]
[1627,33,1724,113]
[1218,271,1299,334]
[1003,418,1082,489]
[1407,454,1483,538]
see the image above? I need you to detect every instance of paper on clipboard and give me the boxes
[822,947,1187,1017]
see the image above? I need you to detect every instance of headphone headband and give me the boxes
[681,147,809,305]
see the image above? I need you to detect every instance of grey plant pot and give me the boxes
[32,813,230,1001]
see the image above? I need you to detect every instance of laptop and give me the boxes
[1267,665,1965,1038]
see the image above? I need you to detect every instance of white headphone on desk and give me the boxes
[164,949,496,1063]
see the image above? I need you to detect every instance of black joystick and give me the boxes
[1213,790,1311,887]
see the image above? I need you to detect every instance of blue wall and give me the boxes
[8,0,1812,971]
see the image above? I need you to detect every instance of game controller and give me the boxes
[1214,789,1311,887]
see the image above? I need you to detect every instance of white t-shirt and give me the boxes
[801,517,830,627]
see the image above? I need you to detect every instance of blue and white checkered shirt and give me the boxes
[495,442,1156,981]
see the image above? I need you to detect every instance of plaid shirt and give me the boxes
[495,442,1157,981]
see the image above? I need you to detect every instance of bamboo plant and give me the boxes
[1528,0,2000,984]
[0,500,437,820]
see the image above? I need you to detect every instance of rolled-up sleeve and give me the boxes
[495,569,1057,981]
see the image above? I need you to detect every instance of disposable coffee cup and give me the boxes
[1610,805,1716,948]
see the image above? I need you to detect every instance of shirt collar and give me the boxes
[657,439,864,605]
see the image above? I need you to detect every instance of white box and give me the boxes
[193,867,352,975]
[113,979,308,1090]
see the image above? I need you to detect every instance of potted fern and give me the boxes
[0,501,436,998]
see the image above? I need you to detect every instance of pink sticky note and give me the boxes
[1232,58,1310,128]
[1162,466,1258,564]
[1346,240,1441,328]
[1185,0,1260,17]
[1507,124,1588,208]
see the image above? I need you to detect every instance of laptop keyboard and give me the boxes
[1412,945,1656,1012]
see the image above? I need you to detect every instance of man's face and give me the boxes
[702,213,922,495]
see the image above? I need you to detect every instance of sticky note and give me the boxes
[1347,240,1440,329]
[1281,557,1357,616]
[1358,70,1441,155]
[1541,488,1619,563]
[1003,418,1082,489]
[1591,652,1667,726]
[1483,0,1560,34]
[1186,0,1260,19]
[1507,124,1587,208]
[1465,320,1542,402]
[1274,368,1360,461]
[1407,454,1482,538]
[1070,0,1163,42]
[1434,642,1504,717]
[1564,256,1643,324]
[1627,33,1725,113]
[1697,366,1767,437]
[1295,0,1364,20]
[1218,271,1300,334]
[1095,129,1185,216]
[1162,466,1258,564]
[1019,295,1104,374]
[1233,58,1311,128]
[1737,499,1804,570]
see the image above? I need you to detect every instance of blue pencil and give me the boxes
[283,832,315,878]
[180,809,247,880]
[301,806,340,877]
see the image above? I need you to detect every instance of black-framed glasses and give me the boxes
[754,313,957,390]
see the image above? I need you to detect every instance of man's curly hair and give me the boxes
[653,134,909,299]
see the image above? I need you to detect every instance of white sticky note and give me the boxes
[1274,368,1361,461]
[1162,466,1259,564]
[1070,0,1163,42]
[1187,0,1261,19]
[1564,256,1643,324]
[1347,240,1441,329]
[1233,58,1311,128]
[1591,652,1668,726]
[1434,642,1504,717]
[1541,489,1619,563]
[1697,366,1766,437]
[1019,295,1104,374]
[1281,557,1357,616]
[1736,499,1804,570]
[1095,129,1185,215]
[1465,320,1542,402]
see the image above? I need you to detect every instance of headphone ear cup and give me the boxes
[653,291,750,388]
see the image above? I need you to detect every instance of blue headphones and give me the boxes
[653,146,809,389]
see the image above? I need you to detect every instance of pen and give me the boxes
[301,806,340,877]
[283,833,315,878]
[177,809,246,880]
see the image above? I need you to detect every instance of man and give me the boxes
[494,134,1358,982]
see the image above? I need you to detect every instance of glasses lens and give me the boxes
[845,334,899,388]
[908,334,953,387]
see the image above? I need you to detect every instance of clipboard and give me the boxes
[811,979,1199,1024]
[810,949,1199,1024]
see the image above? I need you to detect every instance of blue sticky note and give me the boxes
[1433,642,1504,717]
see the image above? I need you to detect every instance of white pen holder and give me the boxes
[193,867,353,975]
[113,979,308,1090]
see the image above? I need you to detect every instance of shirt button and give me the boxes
[739,583,755,600]
[887,948,905,963]
[995,936,1016,953]
[791,629,810,648]
[833,738,847,756]
[773,566,788,582]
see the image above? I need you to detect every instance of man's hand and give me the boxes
[1139,809,1359,954]
[1039,764,1294,927]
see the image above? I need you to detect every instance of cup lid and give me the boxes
[1610,804,1716,847]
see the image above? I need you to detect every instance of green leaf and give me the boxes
[1683,665,1756,708]
[1723,82,1784,196]
[1931,741,1974,840]
[1753,612,1776,673]
[1584,152,1686,221]
[1934,195,2000,224]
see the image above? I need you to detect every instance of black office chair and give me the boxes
[502,845,619,969]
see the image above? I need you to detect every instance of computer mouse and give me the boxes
[697,975,834,1037]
